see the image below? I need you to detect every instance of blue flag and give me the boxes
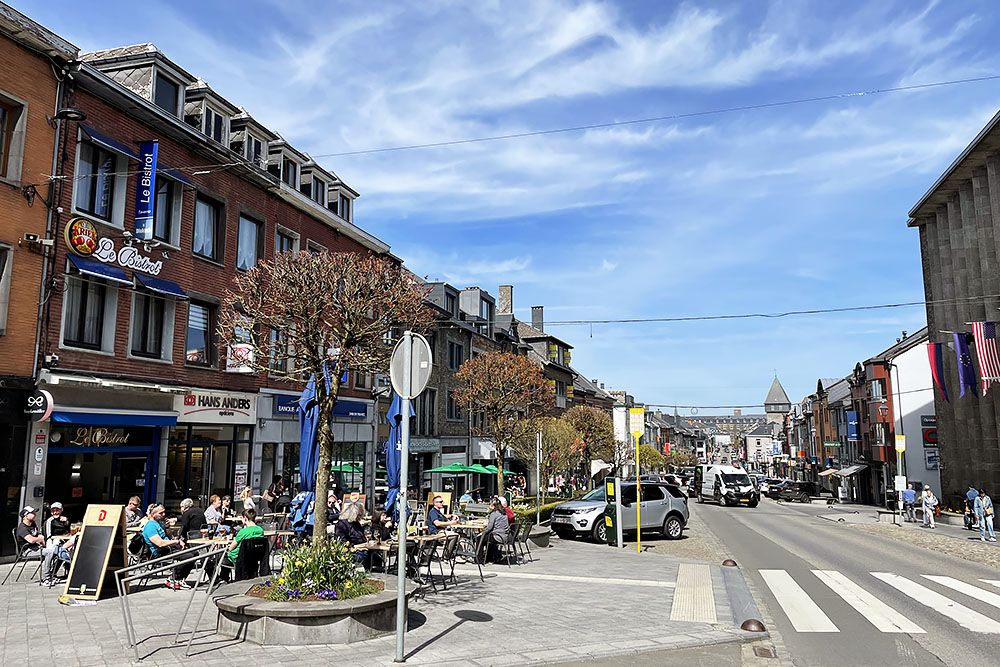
[955,332,978,398]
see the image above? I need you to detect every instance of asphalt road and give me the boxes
[694,496,1000,667]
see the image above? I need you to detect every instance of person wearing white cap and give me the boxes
[16,506,44,551]
[41,502,73,586]
[44,502,70,539]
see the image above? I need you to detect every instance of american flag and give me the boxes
[971,322,1000,394]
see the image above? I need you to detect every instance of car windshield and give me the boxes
[722,474,752,486]
[580,487,605,502]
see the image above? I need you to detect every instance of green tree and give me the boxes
[637,443,666,473]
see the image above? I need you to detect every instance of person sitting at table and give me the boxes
[226,508,264,566]
[325,491,342,535]
[499,496,515,524]
[178,498,207,541]
[15,506,45,567]
[142,504,195,590]
[124,496,143,528]
[427,495,459,534]
[221,495,234,520]
[483,498,510,563]
[44,501,71,539]
[333,503,369,564]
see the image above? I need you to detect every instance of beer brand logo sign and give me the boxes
[65,218,99,256]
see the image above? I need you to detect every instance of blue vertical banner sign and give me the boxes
[846,411,859,442]
[133,140,159,241]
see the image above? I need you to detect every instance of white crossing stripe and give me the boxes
[670,563,717,623]
[923,576,1000,609]
[813,570,925,633]
[760,569,838,632]
[872,573,1000,634]
[979,579,1000,589]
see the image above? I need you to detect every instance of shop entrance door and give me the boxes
[111,455,150,507]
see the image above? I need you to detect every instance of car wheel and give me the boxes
[592,520,607,543]
[748,499,759,508]
[722,496,732,507]
[663,515,684,539]
[800,493,811,504]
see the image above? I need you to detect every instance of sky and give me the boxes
[18,0,1000,412]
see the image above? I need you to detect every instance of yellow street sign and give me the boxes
[895,434,906,453]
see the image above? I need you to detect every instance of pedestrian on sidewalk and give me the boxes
[902,484,917,523]
[922,487,938,529]
[966,485,980,530]
[974,489,996,542]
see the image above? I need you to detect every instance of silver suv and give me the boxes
[551,482,689,543]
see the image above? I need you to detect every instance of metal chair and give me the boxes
[501,521,519,567]
[449,530,486,583]
[516,521,534,563]
[2,529,44,585]
[434,533,460,587]
[413,539,444,593]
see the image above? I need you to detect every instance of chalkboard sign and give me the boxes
[63,504,125,600]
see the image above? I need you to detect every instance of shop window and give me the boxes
[237,215,261,271]
[186,300,214,366]
[193,195,222,261]
[0,245,10,334]
[62,275,115,352]
[74,142,124,225]
[153,177,182,245]
[414,388,437,436]
[0,93,26,182]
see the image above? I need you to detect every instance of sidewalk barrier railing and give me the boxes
[114,543,229,662]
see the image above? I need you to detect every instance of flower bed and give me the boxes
[245,578,384,602]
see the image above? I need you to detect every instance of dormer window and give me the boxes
[338,193,352,222]
[204,105,228,144]
[281,158,298,188]
[309,176,327,206]
[245,133,264,167]
[153,73,180,116]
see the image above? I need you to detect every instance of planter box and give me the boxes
[215,575,417,645]
[528,525,550,549]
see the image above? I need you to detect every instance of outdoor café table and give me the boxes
[351,541,392,572]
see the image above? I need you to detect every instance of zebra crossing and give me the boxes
[759,568,1000,634]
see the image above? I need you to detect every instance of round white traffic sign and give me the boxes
[389,332,433,399]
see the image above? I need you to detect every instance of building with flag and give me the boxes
[908,108,1000,499]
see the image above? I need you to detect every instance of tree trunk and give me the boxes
[496,444,506,497]
[312,377,340,541]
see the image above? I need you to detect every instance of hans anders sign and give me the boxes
[175,389,257,425]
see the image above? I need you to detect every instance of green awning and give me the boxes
[425,462,474,474]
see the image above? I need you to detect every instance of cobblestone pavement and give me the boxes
[629,501,730,564]
[847,521,1000,569]
[1,535,763,666]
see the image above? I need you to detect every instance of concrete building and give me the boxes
[908,110,1000,500]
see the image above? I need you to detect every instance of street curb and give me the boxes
[721,563,765,629]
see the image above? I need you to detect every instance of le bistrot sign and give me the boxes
[65,217,164,275]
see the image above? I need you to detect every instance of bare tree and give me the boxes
[454,352,549,496]
[219,251,433,538]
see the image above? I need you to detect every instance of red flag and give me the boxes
[926,342,949,402]
[971,322,1000,394]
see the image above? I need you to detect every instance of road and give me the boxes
[694,496,1000,667]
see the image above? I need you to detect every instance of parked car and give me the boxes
[550,482,689,543]
[778,481,833,503]
[766,480,790,500]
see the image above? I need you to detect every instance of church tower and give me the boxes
[764,376,791,426]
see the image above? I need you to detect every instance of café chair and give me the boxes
[221,537,270,582]
[515,522,534,563]
[2,530,44,585]
[451,530,487,582]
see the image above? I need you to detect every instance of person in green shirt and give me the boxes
[227,508,264,564]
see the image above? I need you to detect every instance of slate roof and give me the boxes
[745,421,774,437]
[764,377,790,405]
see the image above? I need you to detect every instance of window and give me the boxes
[446,392,463,421]
[414,388,437,436]
[153,178,180,244]
[281,158,298,188]
[354,372,369,390]
[641,486,665,502]
[186,301,213,365]
[306,240,325,255]
[448,341,464,370]
[269,328,288,373]
[75,142,117,221]
[310,178,326,206]
[275,228,298,254]
[445,293,457,316]
[0,95,25,180]
[555,380,566,397]
[245,134,264,166]
[0,245,11,334]
[338,194,351,221]
[237,215,261,271]
[556,346,565,365]
[130,292,165,358]
[63,276,108,350]
[193,196,222,261]
[204,106,227,143]
[478,299,493,335]
[153,73,180,115]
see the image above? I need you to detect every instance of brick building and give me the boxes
[23,41,392,520]
[0,5,76,556]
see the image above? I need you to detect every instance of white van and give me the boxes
[694,464,760,507]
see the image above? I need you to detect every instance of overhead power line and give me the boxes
[314,74,1000,158]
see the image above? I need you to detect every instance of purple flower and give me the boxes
[317,589,338,600]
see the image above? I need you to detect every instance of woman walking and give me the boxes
[975,488,996,542]
[922,486,938,529]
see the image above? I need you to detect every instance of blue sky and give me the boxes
[19,0,1000,410]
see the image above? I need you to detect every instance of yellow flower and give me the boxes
[345,581,353,589]
[295,560,304,567]
[278,577,285,585]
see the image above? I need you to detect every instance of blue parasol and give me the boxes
[383,392,414,523]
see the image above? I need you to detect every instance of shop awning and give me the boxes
[80,125,138,160]
[160,166,194,187]
[836,464,868,477]
[51,409,177,427]
[332,399,368,418]
[135,273,188,299]
[67,255,131,286]
[818,469,839,477]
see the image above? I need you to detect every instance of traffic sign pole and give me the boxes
[394,331,412,663]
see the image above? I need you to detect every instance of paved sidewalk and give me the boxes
[1,538,765,666]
